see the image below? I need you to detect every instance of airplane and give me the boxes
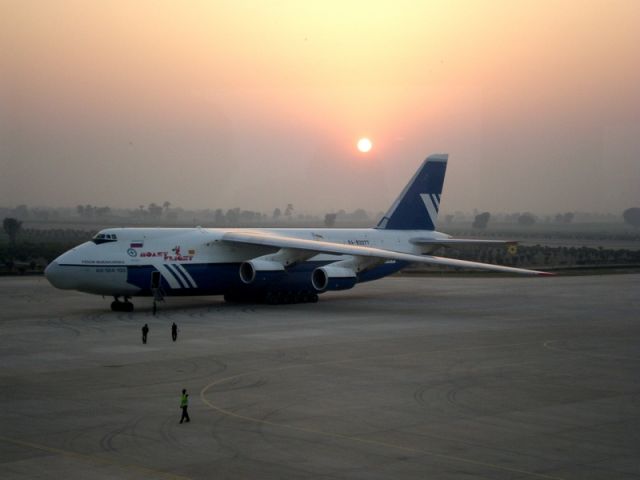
[45,154,552,312]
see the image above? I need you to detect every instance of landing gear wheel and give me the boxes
[111,297,134,312]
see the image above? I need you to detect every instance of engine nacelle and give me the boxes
[239,259,285,285]
[311,265,357,292]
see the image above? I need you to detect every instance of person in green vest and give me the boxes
[179,388,190,423]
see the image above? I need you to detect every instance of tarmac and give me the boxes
[1,273,639,479]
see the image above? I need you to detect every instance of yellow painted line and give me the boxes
[200,341,567,480]
[0,435,191,480]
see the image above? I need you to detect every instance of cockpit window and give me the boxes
[92,233,118,245]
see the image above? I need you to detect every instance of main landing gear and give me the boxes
[111,296,134,312]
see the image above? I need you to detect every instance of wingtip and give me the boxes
[536,271,556,277]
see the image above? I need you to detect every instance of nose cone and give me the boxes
[45,261,74,289]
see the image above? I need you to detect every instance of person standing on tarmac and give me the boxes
[141,323,149,344]
[171,322,178,342]
[179,389,190,423]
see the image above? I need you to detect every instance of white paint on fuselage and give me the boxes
[45,227,450,296]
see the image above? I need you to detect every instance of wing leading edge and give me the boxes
[220,231,553,276]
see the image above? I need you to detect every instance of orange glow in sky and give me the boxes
[1,1,639,213]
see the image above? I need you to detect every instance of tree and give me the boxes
[555,212,575,224]
[324,213,337,227]
[14,205,29,219]
[351,209,369,221]
[163,201,171,215]
[3,217,22,246]
[32,209,50,221]
[284,204,294,218]
[623,208,640,228]
[84,204,95,218]
[240,210,258,222]
[472,212,491,229]
[95,206,111,218]
[148,203,163,219]
[214,209,225,224]
[272,208,281,220]
[225,208,240,225]
[517,212,537,226]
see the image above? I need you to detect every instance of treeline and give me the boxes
[18,228,96,243]
[0,228,95,272]
[444,227,640,243]
[458,208,640,230]
[3,204,640,230]
[0,204,374,227]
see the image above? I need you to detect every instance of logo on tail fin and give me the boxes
[376,154,448,230]
[420,193,441,225]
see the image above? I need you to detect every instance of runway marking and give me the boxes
[200,341,567,480]
[0,435,191,480]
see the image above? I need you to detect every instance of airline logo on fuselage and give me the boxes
[139,246,194,261]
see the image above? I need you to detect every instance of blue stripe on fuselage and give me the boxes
[124,260,409,296]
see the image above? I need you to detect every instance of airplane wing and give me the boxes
[220,230,553,276]
[410,238,517,247]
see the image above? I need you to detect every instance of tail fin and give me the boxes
[376,153,448,230]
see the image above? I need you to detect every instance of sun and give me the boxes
[357,137,372,153]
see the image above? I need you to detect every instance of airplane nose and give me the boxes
[45,261,72,289]
[45,261,60,286]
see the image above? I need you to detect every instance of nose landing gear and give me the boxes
[111,296,134,312]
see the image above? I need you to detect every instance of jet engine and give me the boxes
[239,259,285,284]
[311,256,385,292]
[239,249,313,285]
[311,264,357,291]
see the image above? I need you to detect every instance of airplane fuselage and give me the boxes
[45,227,449,298]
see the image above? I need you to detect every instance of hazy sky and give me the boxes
[1,1,639,215]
